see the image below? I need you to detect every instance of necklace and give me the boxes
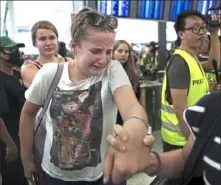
[70,61,96,99]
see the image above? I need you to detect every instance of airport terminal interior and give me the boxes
[0,1,220,185]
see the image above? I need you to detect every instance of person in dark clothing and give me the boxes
[58,41,68,57]
[0,118,18,185]
[58,41,74,59]
[0,36,27,185]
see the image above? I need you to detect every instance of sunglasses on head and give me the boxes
[72,11,118,41]
[85,12,118,29]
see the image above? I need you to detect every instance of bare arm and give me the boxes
[114,86,148,132]
[19,101,40,161]
[167,56,191,139]
[145,134,194,179]
[21,64,39,88]
[114,86,147,122]
[0,118,15,148]
[171,89,190,139]
[103,86,150,183]
[201,32,220,70]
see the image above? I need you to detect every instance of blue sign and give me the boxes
[17,26,30,33]
[97,0,130,17]
[138,0,165,20]
[197,0,217,15]
[169,0,193,21]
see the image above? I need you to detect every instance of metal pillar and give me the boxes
[158,22,167,70]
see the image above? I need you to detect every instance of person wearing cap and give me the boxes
[0,36,27,185]
[140,41,159,78]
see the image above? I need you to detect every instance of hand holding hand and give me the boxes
[103,124,155,184]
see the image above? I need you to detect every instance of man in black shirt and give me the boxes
[0,36,27,185]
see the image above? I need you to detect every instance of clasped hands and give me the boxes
[103,122,155,184]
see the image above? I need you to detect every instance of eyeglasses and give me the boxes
[72,12,118,39]
[184,26,208,34]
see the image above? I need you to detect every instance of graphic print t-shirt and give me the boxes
[25,60,131,181]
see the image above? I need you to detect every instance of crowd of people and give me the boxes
[0,6,220,185]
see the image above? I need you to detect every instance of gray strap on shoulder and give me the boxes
[35,63,64,133]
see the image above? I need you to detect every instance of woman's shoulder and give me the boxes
[107,60,121,69]
[21,61,40,76]
[57,56,74,63]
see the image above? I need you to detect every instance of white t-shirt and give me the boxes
[25,60,131,181]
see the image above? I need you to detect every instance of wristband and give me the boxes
[148,151,162,176]
[124,115,152,135]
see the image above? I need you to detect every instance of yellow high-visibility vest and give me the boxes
[161,49,209,146]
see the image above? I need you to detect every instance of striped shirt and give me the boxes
[183,92,221,185]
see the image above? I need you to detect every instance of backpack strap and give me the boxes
[35,63,64,133]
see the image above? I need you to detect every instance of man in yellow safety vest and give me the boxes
[161,10,220,152]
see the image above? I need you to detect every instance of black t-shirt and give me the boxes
[166,55,190,104]
[184,92,221,185]
[0,71,25,140]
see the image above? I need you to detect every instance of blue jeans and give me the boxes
[42,170,126,185]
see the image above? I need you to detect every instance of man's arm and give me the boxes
[168,56,191,139]
[19,101,40,161]
[0,118,16,148]
[201,16,220,70]
[170,89,190,138]
[144,134,194,179]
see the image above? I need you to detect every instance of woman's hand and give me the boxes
[104,124,155,184]
[106,124,154,152]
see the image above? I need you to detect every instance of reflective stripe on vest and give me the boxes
[161,104,175,114]
[161,121,181,132]
[161,49,209,146]
[161,104,181,132]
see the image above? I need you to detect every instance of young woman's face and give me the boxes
[34,29,58,57]
[113,43,129,64]
[73,30,115,77]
